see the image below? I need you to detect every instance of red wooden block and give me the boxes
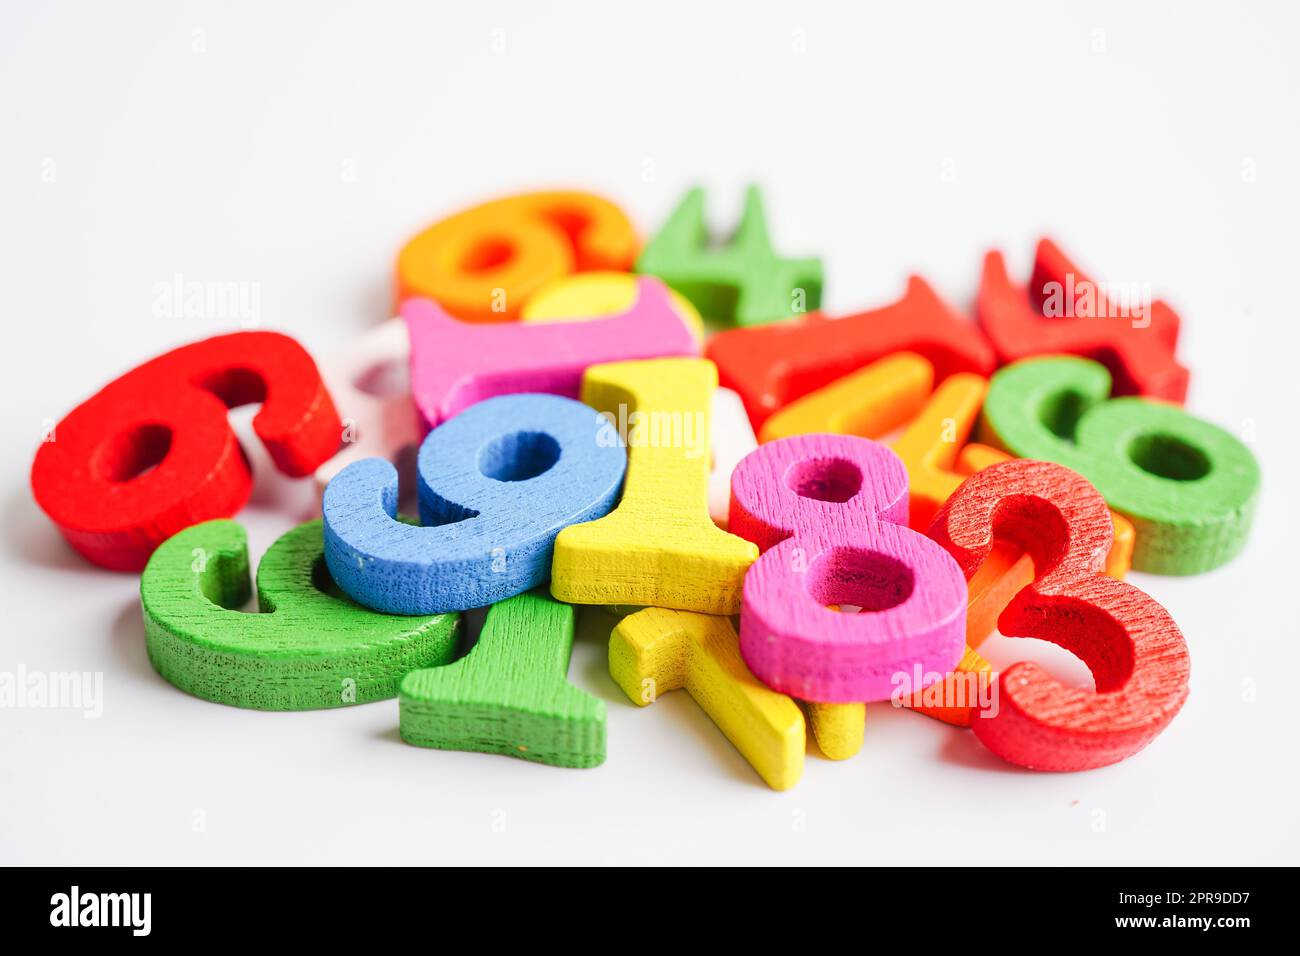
[977,238,1189,402]
[31,332,341,571]
[706,276,995,430]
[928,459,1190,771]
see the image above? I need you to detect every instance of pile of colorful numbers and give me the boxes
[30,188,1259,789]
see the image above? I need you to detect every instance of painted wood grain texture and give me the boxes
[31,331,340,572]
[141,519,458,710]
[890,375,1024,727]
[891,371,990,532]
[313,318,421,500]
[521,269,706,343]
[979,356,1259,574]
[400,590,605,769]
[900,434,1133,727]
[609,607,805,790]
[636,185,822,328]
[905,542,1024,727]
[551,358,759,614]
[404,276,699,430]
[804,701,865,760]
[706,275,995,429]
[758,352,933,444]
[395,191,637,323]
[897,644,994,727]
[915,444,1131,725]
[929,459,1191,771]
[324,393,626,614]
[977,238,1188,401]
[957,443,1135,579]
[729,434,967,702]
[742,358,988,734]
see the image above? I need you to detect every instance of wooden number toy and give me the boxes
[517,271,744,530]
[957,443,1135,580]
[892,372,1133,573]
[980,356,1259,574]
[313,318,420,499]
[749,385,986,744]
[978,238,1189,402]
[707,276,996,429]
[551,358,758,614]
[803,700,866,761]
[31,332,341,571]
[141,519,458,710]
[890,372,989,532]
[610,608,805,790]
[708,387,757,529]
[637,185,822,328]
[898,441,1136,728]
[400,589,605,768]
[404,276,699,429]
[396,191,637,323]
[740,358,1131,728]
[758,352,933,444]
[323,393,626,614]
[893,387,1134,726]
[929,459,1191,770]
[729,434,967,702]
[521,270,706,343]
[31,179,1222,781]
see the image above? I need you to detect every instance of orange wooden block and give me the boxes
[897,644,995,727]
[890,373,989,532]
[963,540,1035,650]
[757,353,932,444]
[396,191,638,323]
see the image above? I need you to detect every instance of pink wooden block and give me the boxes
[313,318,421,501]
[402,276,700,429]
[729,434,968,703]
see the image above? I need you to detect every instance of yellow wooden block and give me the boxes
[757,352,933,443]
[952,442,1008,475]
[521,270,705,343]
[804,701,865,760]
[609,607,805,790]
[891,372,989,532]
[1105,515,1136,579]
[551,358,758,613]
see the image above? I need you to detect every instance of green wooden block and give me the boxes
[979,356,1260,575]
[141,519,460,709]
[636,185,822,328]
[399,590,606,768]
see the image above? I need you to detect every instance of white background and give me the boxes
[2,0,1297,865]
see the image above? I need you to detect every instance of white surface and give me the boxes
[2,0,1297,866]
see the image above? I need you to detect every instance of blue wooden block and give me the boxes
[323,393,627,614]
